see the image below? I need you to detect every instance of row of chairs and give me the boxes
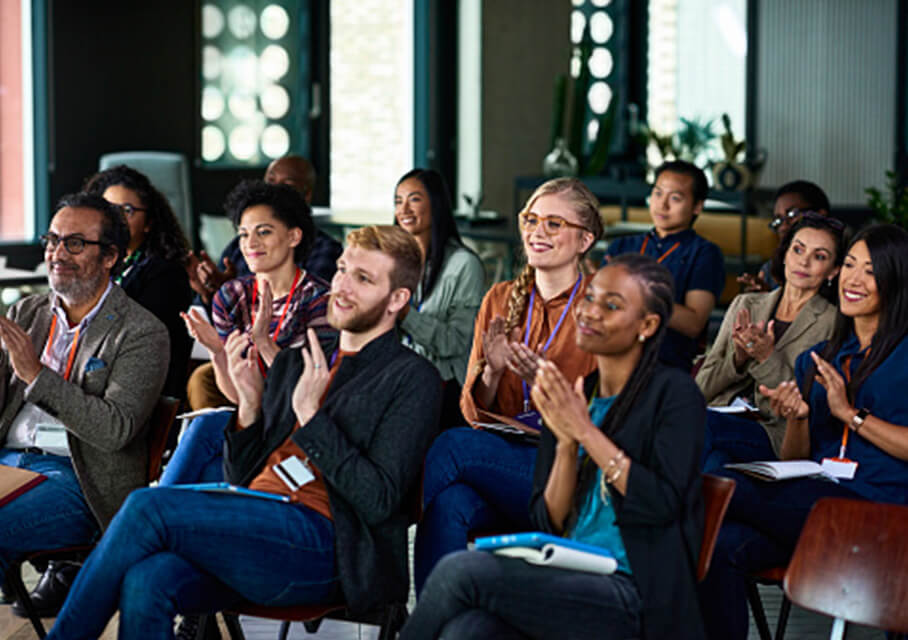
[6,430,908,640]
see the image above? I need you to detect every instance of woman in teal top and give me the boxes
[395,169,485,429]
[403,254,707,640]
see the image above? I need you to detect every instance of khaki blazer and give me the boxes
[695,289,837,455]
[0,285,169,527]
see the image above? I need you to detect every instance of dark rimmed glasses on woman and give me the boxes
[40,233,108,255]
[114,203,147,218]
[518,211,588,235]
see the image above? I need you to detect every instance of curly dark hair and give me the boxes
[223,179,315,264]
[83,165,190,263]
[53,192,130,277]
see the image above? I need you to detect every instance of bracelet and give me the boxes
[605,450,626,484]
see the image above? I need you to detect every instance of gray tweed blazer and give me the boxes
[0,285,169,527]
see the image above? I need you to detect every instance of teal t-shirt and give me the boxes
[569,395,632,574]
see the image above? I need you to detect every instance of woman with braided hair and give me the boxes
[414,177,603,594]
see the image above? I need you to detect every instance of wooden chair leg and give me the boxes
[746,580,773,640]
[5,562,47,639]
[773,595,792,640]
[303,618,323,633]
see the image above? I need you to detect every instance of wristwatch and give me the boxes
[850,408,870,432]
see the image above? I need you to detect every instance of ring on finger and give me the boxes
[746,341,755,349]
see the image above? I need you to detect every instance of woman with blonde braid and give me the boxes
[414,178,603,594]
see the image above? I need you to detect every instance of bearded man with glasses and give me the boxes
[0,192,169,616]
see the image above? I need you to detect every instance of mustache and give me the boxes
[49,260,78,269]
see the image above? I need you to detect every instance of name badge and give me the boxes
[272,455,315,491]
[821,457,858,480]
[35,424,69,453]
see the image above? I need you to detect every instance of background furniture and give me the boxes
[99,152,194,241]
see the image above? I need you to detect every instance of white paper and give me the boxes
[821,458,858,480]
[725,460,839,483]
[709,397,759,414]
[494,545,618,575]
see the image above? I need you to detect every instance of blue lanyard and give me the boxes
[520,274,582,411]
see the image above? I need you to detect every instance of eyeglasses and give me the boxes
[518,211,589,235]
[768,207,802,231]
[40,233,108,255]
[114,203,147,218]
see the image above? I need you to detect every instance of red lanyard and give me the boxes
[251,268,301,343]
[44,315,81,381]
[640,236,680,263]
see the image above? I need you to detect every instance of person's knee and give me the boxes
[423,428,481,502]
[426,551,492,598]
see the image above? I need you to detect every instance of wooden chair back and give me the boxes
[698,473,736,581]
[784,497,908,635]
[146,395,180,483]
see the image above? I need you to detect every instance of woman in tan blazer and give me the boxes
[696,213,845,470]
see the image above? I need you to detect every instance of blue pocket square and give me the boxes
[85,357,107,373]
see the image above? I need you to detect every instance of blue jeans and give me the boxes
[158,411,230,485]
[701,411,777,473]
[0,449,99,575]
[699,470,863,640]
[414,427,537,595]
[46,486,339,640]
[402,550,642,640]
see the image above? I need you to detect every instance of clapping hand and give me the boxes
[482,317,519,374]
[809,351,852,422]
[251,279,274,346]
[737,271,771,293]
[185,251,235,303]
[181,309,222,354]
[732,307,776,365]
[224,329,263,425]
[292,328,331,427]
[531,361,593,446]
[0,317,41,384]
[507,342,544,385]
[759,379,809,420]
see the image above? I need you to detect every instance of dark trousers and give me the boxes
[402,550,642,640]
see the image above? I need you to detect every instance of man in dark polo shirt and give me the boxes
[604,160,725,371]
[46,226,442,639]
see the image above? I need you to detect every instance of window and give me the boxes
[199,1,309,167]
[0,0,34,242]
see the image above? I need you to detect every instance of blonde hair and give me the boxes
[506,177,604,333]
[474,178,604,377]
[345,225,422,294]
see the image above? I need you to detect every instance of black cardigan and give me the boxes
[224,329,442,613]
[529,364,706,640]
[119,251,193,399]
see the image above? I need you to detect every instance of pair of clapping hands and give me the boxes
[759,351,852,423]
[181,280,277,358]
[732,307,776,367]
[228,326,330,429]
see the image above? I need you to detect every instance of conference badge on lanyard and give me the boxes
[820,354,861,480]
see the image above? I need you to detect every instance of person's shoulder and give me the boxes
[606,233,644,254]
[301,269,331,294]
[10,291,52,320]
[443,242,482,268]
[109,286,168,335]
[687,230,724,258]
[649,362,702,396]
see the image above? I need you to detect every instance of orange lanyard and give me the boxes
[44,315,81,381]
[251,268,301,343]
[837,352,867,458]
[640,236,681,263]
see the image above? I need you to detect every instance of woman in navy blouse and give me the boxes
[701,224,908,639]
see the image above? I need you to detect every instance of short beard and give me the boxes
[327,292,390,334]
[49,267,108,307]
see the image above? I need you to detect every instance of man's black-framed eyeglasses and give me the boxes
[114,203,147,217]
[769,207,802,231]
[40,233,108,255]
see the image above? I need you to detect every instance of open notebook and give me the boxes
[472,532,617,575]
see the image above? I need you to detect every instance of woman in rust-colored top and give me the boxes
[414,177,602,594]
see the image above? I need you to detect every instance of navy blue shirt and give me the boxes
[795,333,908,505]
[605,228,725,371]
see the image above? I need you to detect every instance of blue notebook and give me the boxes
[170,482,291,503]
[472,531,617,575]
